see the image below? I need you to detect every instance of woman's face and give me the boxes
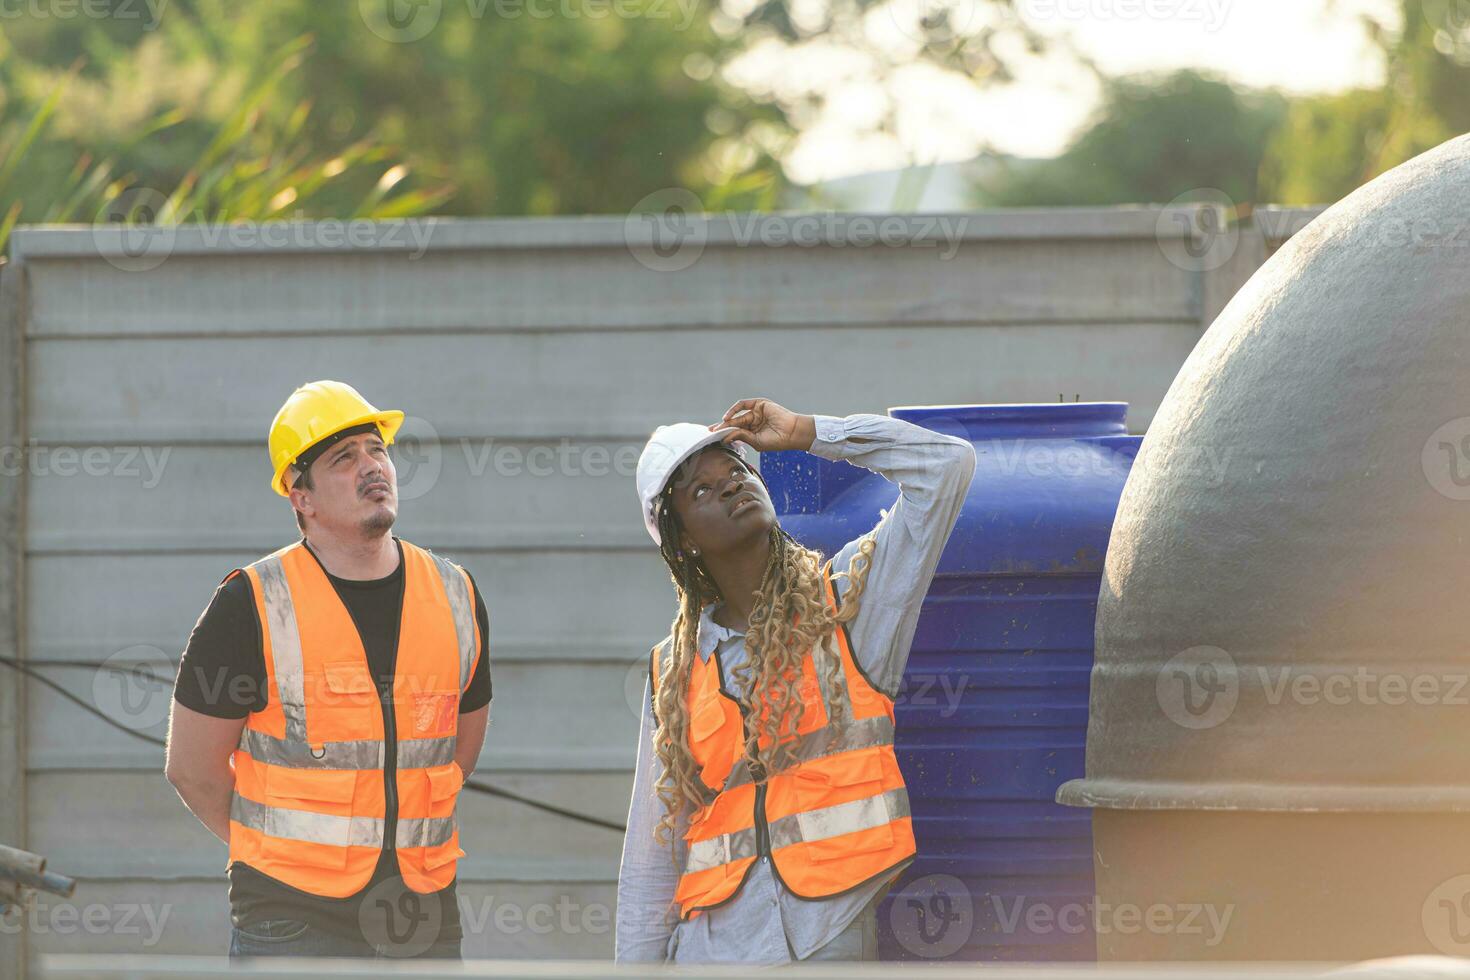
[667,446,776,559]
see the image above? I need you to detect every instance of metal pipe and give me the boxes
[0,845,75,898]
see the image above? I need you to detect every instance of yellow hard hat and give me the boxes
[268,380,405,496]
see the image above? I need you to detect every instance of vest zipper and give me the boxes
[381,539,406,864]
[381,678,398,857]
[754,780,770,858]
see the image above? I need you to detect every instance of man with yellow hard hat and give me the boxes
[165,381,491,960]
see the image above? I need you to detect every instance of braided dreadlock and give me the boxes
[648,446,877,849]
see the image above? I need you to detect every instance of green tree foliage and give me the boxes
[1258,0,1470,203]
[3,0,1051,230]
[0,0,785,224]
[0,31,454,255]
[980,70,1288,207]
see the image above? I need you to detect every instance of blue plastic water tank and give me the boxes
[762,403,1142,962]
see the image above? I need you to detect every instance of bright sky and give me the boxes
[742,0,1400,184]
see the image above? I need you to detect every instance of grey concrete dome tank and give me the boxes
[1056,134,1470,961]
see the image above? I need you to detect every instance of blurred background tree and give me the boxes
[1257,0,1470,203]
[978,70,1289,207]
[975,0,1470,209]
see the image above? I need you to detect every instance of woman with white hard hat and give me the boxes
[616,397,976,965]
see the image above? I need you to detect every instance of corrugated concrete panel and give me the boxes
[1,210,1311,968]
[26,551,673,664]
[26,322,1195,445]
[29,771,627,884]
[23,240,1198,336]
[0,257,31,977]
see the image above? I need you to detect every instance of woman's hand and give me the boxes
[710,399,816,453]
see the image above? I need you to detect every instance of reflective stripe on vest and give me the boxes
[652,561,916,919]
[230,797,458,850]
[227,539,478,898]
[686,787,912,872]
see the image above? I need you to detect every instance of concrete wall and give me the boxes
[0,206,1320,971]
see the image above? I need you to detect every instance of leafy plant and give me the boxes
[0,33,451,256]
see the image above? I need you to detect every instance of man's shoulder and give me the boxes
[206,566,258,620]
[403,539,468,575]
[224,541,307,584]
[407,540,483,598]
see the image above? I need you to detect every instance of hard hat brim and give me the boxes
[642,426,749,545]
[272,409,406,496]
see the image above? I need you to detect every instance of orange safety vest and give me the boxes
[226,538,481,897]
[650,562,915,920]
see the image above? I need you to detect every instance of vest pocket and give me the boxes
[688,691,730,743]
[797,796,896,861]
[265,765,358,806]
[420,762,466,871]
[260,768,360,870]
[318,661,382,741]
[426,760,465,801]
[795,759,887,803]
[410,690,460,738]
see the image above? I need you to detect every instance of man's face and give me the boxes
[667,446,775,558]
[292,432,398,536]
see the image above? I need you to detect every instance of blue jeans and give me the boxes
[228,918,462,960]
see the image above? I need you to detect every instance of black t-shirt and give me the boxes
[172,537,492,942]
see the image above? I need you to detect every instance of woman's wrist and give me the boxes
[787,413,817,451]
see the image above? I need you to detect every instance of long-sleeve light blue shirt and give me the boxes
[615,412,977,965]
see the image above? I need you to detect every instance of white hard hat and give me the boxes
[636,423,751,546]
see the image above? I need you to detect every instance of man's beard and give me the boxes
[361,506,397,535]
